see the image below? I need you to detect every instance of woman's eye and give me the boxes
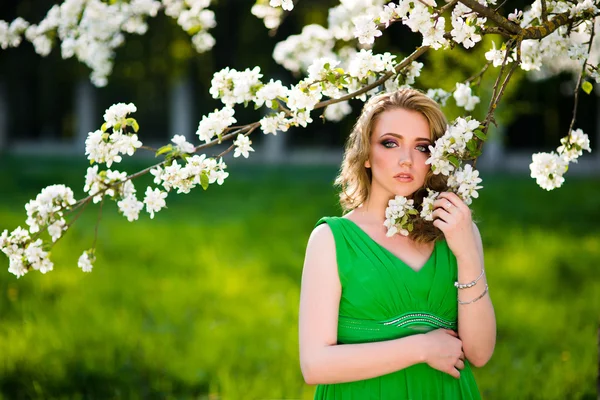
[416,144,430,153]
[382,140,397,148]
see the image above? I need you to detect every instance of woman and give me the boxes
[299,88,496,399]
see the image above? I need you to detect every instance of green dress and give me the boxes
[313,216,482,400]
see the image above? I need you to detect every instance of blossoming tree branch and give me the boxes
[0,0,596,277]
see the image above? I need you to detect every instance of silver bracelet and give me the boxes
[458,284,489,305]
[454,267,485,289]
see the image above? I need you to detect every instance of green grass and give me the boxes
[0,156,599,399]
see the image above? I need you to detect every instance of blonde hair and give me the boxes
[334,88,449,243]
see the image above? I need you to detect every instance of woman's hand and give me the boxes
[422,328,465,379]
[431,192,478,260]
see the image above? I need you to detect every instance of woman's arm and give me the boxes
[433,192,497,368]
[455,222,496,367]
[298,224,458,385]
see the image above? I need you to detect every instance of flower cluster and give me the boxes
[196,107,237,143]
[420,189,440,222]
[251,1,284,30]
[25,185,76,241]
[233,135,255,158]
[151,154,229,194]
[273,24,337,74]
[210,67,264,107]
[384,196,419,237]
[453,83,480,111]
[447,164,483,205]
[1,229,52,278]
[163,0,216,53]
[1,184,78,277]
[85,103,142,167]
[426,117,482,176]
[84,166,135,204]
[529,128,592,190]
[0,0,217,86]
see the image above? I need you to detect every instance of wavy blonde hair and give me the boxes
[334,88,449,243]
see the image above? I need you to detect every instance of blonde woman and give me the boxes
[299,89,496,398]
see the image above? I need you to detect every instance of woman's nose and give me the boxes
[398,147,412,166]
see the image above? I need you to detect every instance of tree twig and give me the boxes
[457,0,522,33]
[567,22,595,136]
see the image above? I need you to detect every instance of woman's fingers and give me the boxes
[455,359,465,370]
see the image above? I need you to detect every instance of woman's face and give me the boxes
[365,108,432,198]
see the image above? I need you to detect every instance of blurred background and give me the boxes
[0,0,599,399]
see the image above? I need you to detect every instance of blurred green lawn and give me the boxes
[0,156,599,399]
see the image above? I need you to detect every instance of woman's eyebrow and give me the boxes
[380,132,431,142]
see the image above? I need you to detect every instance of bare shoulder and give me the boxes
[307,222,335,249]
[302,221,339,284]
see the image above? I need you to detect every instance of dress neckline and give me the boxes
[338,217,438,274]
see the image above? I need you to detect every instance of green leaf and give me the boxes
[271,100,278,109]
[113,122,121,131]
[101,122,108,132]
[155,144,173,157]
[582,81,593,95]
[200,172,209,190]
[448,155,460,168]
[467,139,478,152]
[334,68,345,75]
[474,129,487,141]
[407,222,414,232]
[324,62,330,70]
[125,118,139,133]
[327,74,337,84]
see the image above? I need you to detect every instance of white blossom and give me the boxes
[557,128,592,162]
[485,41,513,67]
[323,101,352,122]
[270,0,294,11]
[143,187,167,219]
[420,189,440,221]
[196,107,236,143]
[273,24,335,73]
[508,9,523,22]
[426,88,451,106]
[447,164,483,205]
[353,14,382,45]
[259,112,290,135]
[529,152,569,190]
[384,196,417,237]
[450,16,482,49]
[453,83,480,111]
[210,67,263,107]
[251,3,283,29]
[117,194,144,222]
[103,102,136,129]
[78,250,94,272]
[171,134,196,154]
[255,79,289,108]
[286,86,322,111]
[233,134,255,158]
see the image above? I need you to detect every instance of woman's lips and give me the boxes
[394,174,414,182]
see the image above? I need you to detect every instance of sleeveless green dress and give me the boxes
[313,216,482,399]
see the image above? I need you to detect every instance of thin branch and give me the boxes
[215,124,260,159]
[567,22,596,136]
[465,61,492,85]
[315,46,431,109]
[541,0,548,22]
[472,39,518,168]
[457,0,522,34]
[92,198,104,250]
